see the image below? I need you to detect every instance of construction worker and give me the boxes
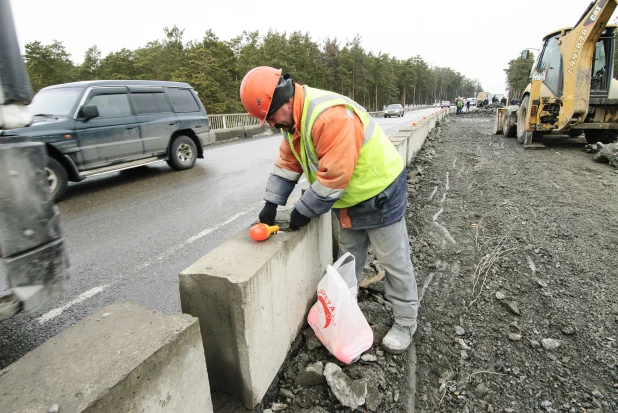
[240,66,419,354]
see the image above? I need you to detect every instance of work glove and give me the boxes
[289,208,311,231]
[258,201,278,226]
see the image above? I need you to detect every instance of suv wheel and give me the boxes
[46,157,68,202]
[168,135,197,170]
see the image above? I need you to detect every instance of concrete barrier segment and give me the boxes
[206,124,277,145]
[0,302,213,413]
[179,211,333,409]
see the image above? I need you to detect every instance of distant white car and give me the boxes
[466,98,477,106]
[440,100,451,108]
[384,103,404,118]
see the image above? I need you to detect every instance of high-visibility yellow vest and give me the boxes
[282,86,403,208]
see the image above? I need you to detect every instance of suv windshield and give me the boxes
[29,87,83,117]
[387,104,401,109]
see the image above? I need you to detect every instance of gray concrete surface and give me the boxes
[206,124,276,144]
[179,209,333,409]
[0,302,213,413]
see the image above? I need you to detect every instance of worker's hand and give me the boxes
[259,201,278,226]
[289,208,311,231]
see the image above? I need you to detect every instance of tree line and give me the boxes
[23,26,483,114]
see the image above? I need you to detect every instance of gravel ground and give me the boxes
[411,111,618,412]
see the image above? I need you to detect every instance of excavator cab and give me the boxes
[589,26,615,96]
[530,26,615,101]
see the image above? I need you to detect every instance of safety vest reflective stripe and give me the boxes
[273,165,301,182]
[311,179,346,199]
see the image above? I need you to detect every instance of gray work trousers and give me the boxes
[338,216,418,326]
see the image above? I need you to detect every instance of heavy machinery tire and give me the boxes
[46,157,68,202]
[168,135,197,170]
[516,96,540,144]
[584,130,618,144]
[503,114,516,137]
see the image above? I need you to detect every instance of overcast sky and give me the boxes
[10,0,618,99]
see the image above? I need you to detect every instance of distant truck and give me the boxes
[477,92,490,107]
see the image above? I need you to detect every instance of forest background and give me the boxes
[23,26,553,114]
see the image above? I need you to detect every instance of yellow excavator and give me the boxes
[494,0,618,147]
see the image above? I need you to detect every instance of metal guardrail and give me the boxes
[208,113,260,130]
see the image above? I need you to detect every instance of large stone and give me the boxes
[323,363,367,409]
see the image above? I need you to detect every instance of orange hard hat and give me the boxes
[240,66,294,125]
[240,66,282,125]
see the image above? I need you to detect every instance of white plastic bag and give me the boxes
[307,253,374,364]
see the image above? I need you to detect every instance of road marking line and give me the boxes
[134,207,257,272]
[39,206,261,323]
[186,209,254,244]
[38,285,109,324]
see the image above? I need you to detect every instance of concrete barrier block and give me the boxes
[390,133,408,163]
[407,123,430,163]
[0,302,213,413]
[244,124,276,138]
[212,126,246,142]
[179,212,333,408]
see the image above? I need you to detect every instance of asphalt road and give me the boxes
[0,106,441,368]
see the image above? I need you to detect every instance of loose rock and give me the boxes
[454,325,465,336]
[304,330,323,351]
[295,361,326,387]
[501,300,520,316]
[475,382,490,397]
[508,332,522,341]
[323,362,367,409]
[279,387,295,399]
[458,339,472,350]
[271,403,287,412]
[541,338,561,350]
[361,353,377,362]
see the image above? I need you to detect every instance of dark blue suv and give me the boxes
[10,80,210,201]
